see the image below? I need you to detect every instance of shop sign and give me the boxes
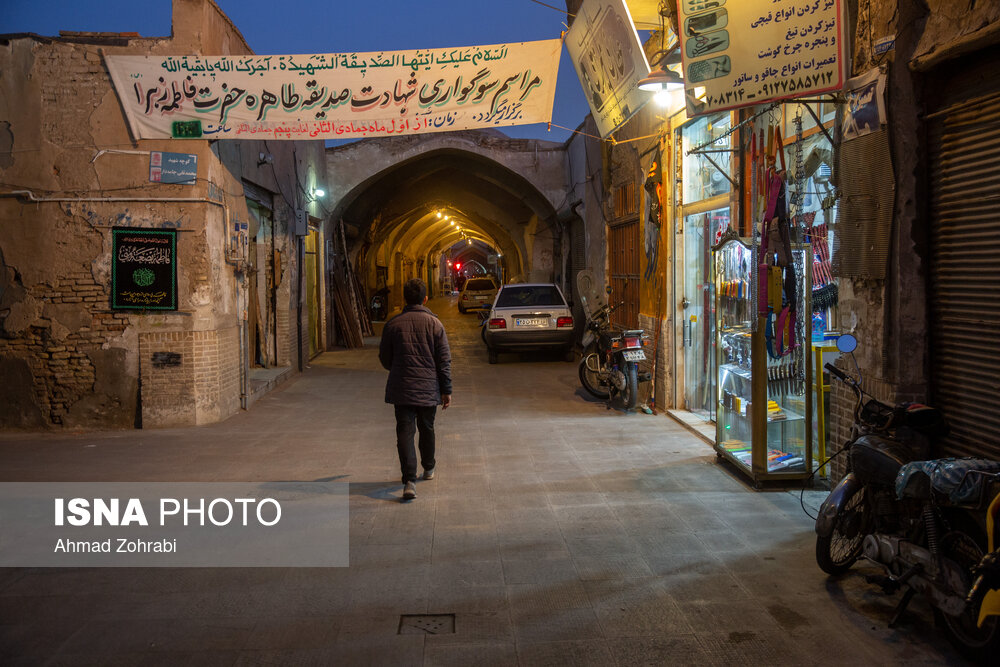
[149,151,197,185]
[677,0,848,117]
[566,0,651,138]
[104,39,561,141]
[111,228,178,311]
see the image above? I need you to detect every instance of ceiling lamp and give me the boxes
[638,67,685,92]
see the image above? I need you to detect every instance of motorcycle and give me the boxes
[577,300,651,410]
[370,291,388,322]
[815,333,1000,661]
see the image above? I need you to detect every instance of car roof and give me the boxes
[499,283,560,288]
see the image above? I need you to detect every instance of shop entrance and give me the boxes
[673,112,733,425]
[681,206,727,421]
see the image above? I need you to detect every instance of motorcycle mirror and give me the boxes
[836,334,858,354]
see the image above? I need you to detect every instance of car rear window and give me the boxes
[495,285,566,308]
[466,279,496,291]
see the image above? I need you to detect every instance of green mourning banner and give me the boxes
[111,228,178,311]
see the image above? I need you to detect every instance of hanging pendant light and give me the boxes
[638,67,684,93]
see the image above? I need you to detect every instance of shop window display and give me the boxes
[714,233,813,483]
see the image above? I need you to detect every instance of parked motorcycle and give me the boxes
[577,300,650,410]
[815,334,1000,661]
[370,290,388,322]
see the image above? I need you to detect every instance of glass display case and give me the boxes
[713,233,813,485]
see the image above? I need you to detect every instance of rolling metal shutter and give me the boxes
[927,85,1000,459]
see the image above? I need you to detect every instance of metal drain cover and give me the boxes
[398,614,456,635]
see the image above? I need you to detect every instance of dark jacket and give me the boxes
[379,305,452,406]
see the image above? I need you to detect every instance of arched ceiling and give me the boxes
[336,148,557,284]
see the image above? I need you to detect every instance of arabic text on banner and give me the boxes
[677,0,847,117]
[104,40,561,141]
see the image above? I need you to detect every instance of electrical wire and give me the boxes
[528,0,574,17]
[798,441,850,521]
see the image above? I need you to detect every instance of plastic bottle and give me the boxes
[811,311,826,341]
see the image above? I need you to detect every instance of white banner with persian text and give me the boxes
[104,40,561,141]
[677,0,847,116]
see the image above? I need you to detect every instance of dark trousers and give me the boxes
[394,405,436,483]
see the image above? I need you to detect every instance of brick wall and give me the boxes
[0,266,134,427]
[827,361,896,481]
[139,328,240,428]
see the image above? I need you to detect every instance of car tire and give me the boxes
[563,346,575,363]
[458,305,466,314]
[488,348,498,364]
[481,324,487,343]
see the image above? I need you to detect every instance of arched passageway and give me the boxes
[326,131,567,314]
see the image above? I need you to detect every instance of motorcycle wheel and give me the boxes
[578,348,610,399]
[938,529,1000,662]
[620,362,639,410]
[815,484,867,575]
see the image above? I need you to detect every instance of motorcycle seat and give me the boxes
[896,458,1000,505]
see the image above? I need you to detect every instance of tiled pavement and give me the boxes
[0,297,969,665]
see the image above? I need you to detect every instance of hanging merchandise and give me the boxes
[757,122,798,360]
[713,232,813,485]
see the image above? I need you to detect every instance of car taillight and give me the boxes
[611,340,620,349]
[556,316,573,328]
[624,337,640,348]
[488,318,506,329]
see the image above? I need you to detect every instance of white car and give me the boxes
[458,277,499,313]
[483,283,574,364]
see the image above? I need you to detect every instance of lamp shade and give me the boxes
[637,68,685,92]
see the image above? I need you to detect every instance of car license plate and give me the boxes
[515,318,546,327]
[622,350,645,361]
[476,295,489,301]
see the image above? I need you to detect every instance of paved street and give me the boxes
[0,296,969,665]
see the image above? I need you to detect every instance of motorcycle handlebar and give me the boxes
[824,362,850,383]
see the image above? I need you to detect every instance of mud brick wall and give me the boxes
[0,265,136,429]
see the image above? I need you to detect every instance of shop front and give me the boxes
[664,100,840,484]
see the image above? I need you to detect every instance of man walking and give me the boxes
[379,278,452,502]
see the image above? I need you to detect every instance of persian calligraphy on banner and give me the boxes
[676,0,847,117]
[104,40,560,141]
[112,228,177,311]
[566,0,651,138]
